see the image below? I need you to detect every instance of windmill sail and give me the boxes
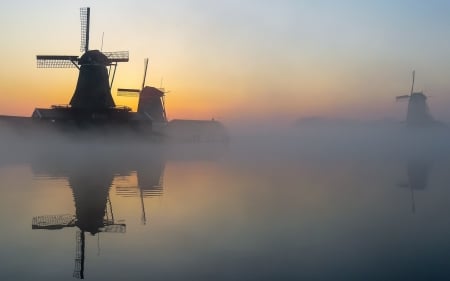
[32,214,77,229]
[117,88,141,96]
[117,58,148,96]
[395,94,410,101]
[80,7,90,53]
[104,51,130,63]
[36,56,79,68]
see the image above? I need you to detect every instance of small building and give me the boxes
[165,119,229,143]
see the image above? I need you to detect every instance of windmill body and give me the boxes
[396,71,437,127]
[137,86,167,122]
[406,92,434,127]
[70,50,116,110]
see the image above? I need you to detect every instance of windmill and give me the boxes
[117,58,168,124]
[33,7,146,124]
[396,71,435,127]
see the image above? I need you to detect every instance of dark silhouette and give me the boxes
[32,7,152,131]
[31,164,126,279]
[117,58,168,124]
[30,146,166,279]
[0,7,229,143]
[396,71,437,127]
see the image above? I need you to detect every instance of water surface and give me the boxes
[1,128,450,280]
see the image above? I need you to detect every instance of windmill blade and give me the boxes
[396,95,410,101]
[117,88,141,97]
[115,186,140,196]
[410,70,415,95]
[73,230,85,279]
[104,51,129,63]
[36,55,79,68]
[32,214,77,229]
[142,58,149,90]
[100,223,126,233]
[80,7,90,52]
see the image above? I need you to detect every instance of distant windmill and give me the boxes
[396,71,435,127]
[33,7,136,122]
[117,58,168,123]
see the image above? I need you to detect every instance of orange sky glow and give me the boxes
[2,1,450,125]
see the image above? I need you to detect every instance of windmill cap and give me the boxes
[141,86,164,98]
[411,92,427,99]
[78,50,109,65]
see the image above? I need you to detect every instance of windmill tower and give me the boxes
[33,7,143,124]
[117,58,168,123]
[396,71,435,127]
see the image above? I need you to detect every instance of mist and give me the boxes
[3,115,450,280]
[2,115,450,165]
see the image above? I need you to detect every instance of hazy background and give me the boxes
[1,0,450,127]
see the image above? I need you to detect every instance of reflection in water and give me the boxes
[30,145,166,279]
[115,160,165,224]
[7,135,450,280]
[398,158,431,213]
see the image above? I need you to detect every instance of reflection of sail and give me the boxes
[73,230,85,279]
[398,158,431,213]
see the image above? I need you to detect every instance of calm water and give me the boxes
[2,127,450,280]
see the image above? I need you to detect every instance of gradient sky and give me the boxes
[2,0,450,124]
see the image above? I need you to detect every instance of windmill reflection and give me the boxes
[31,147,165,279]
[116,160,165,225]
[31,167,126,279]
[397,158,431,213]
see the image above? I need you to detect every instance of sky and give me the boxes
[2,0,450,125]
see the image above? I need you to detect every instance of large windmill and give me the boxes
[117,58,168,124]
[32,7,150,126]
[396,71,435,127]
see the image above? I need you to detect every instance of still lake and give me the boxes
[1,126,450,280]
